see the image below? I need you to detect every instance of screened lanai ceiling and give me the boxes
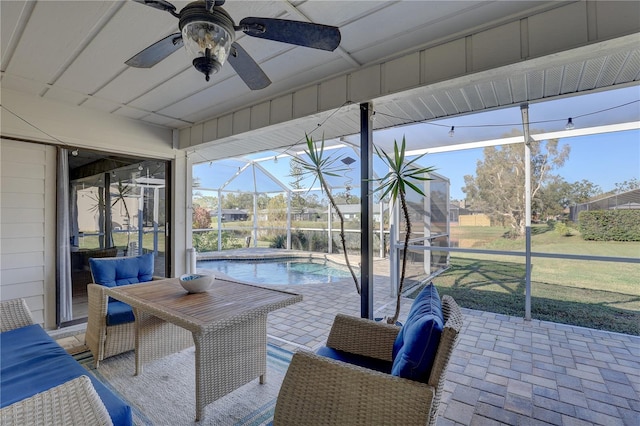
[2,1,639,160]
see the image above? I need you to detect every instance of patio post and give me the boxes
[217,189,222,251]
[360,102,374,319]
[520,103,532,321]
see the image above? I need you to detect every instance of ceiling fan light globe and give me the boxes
[182,21,231,67]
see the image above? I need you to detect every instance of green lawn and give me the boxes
[79,232,165,254]
[412,225,640,335]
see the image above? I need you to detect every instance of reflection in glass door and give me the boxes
[64,153,169,325]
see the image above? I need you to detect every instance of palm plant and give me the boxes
[112,180,133,255]
[293,134,361,295]
[373,137,436,324]
[86,183,107,248]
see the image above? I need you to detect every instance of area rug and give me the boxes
[75,344,292,425]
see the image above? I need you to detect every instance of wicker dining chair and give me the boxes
[85,255,154,367]
[86,254,193,367]
[273,295,463,426]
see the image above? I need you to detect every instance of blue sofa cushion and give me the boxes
[0,324,132,426]
[316,346,393,374]
[106,300,136,326]
[391,283,444,383]
[90,253,154,289]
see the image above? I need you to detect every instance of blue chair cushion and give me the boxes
[391,283,444,383]
[316,346,393,374]
[106,301,135,326]
[0,324,132,425]
[90,253,154,289]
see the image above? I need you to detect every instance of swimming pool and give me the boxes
[196,258,354,285]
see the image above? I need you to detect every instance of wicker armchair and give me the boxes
[86,283,137,367]
[86,254,156,366]
[273,295,463,426]
[0,298,34,332]
[86,255,193,367]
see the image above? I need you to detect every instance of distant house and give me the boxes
[291,208,325,222]
[210,208,249,221]
[335,204,361,221]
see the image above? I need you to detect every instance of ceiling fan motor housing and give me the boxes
[179,2,236,81]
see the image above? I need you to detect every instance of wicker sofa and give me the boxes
[273,288,463,426]
[0,298,131,426]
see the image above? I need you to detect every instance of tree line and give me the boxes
[462,136,638,236]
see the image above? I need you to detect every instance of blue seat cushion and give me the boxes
[316,346,393,374]
[0,324,132,426]
[106,300,135,326]
[90,253,154,289]
[391,283,444,383]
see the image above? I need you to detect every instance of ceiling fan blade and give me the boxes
[238,17,341,51]
[227,43,271,90]
[132,0,177,14]
[125,33,183,68]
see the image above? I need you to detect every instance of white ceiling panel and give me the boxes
[95,53,190,105]
[42,86,87,106]
[0,73,46,96]
[0,1,34,69]
[139,112,181,127]
[491,80,512,106]
[233,33,292,65]
[81,96,122,113]
[127,68,210,112]
[223,1,286,22]
[618,50,640,83]
[113,105,150,120]
[5,1,118,82]
[579,57,607,91]
[55,2,181,94]
[296,1,391,27]
[158,76,247,120]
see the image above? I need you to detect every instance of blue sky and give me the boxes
[428,128,639,200]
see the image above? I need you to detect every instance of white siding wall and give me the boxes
[0,139,56,327]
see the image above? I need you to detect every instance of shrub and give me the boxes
[269,234,287,248]
[579,210,640,241]
[193,231,217,252]
[193,230,244,251]
[192,206,211,229]
[554,221,574,237]
[291,230,308,251]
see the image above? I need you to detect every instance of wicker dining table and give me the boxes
[105,277,302,421]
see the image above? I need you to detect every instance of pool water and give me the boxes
[196,258,354,285]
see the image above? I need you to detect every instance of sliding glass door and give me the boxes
[63,151,170,325]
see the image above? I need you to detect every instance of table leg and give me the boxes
[193,315,268,422]
[132,308,193,376]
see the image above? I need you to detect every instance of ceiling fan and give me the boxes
[126,0,341,90]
